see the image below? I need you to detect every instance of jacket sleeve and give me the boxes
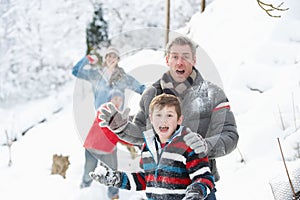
[119,171,146,191]
[72,56,92,80]
[186,155,214,195]
[116,86,156,145]
[205,84,239,159]
[125,74,146,95]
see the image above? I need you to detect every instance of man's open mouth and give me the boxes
[176,69,185,74]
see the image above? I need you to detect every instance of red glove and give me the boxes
[87,55,98,64]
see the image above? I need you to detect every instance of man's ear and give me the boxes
[193,56,196,65]
[165,55,169,65]
[178,115,183,125]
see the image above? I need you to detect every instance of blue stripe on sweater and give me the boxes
[143,162,157,171]
[159,165,187,174]
[188,151,195,157]
[120,173,128,189]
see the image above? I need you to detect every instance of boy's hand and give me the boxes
[86,55,98,64]
[183,183,206,200]
[89,165,107,184]
[183,129,208,155]
[98,103,130,133]
[89,161,122,187]
[183,192,204,200]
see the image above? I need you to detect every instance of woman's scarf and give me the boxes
[101,65,126,87]
[109,66,126,86]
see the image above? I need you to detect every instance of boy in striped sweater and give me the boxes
[90,93,215,200]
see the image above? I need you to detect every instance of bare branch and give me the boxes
[257,0,289,18]
[237,147,246,164]
[291,92,299,131]
[277,138,298,198]
[246,85,264,93]
[278,104,286,131]
[5,130,13,167]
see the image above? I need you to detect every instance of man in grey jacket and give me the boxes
[98,36,239,199]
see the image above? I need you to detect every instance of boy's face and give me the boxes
[110,96,123,110]
[150,105,183,143]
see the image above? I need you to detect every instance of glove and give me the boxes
[183,183,207,200]
[98,103,130,133]
[89,161,122,187]
[183,129,208,155]
[86,55,98,64]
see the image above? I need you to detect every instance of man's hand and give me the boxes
[86,55,98,64]
[89,161,122,187]
[98,103,130,133]
[183,129,208,155]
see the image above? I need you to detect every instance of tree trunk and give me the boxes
[201,0,206,13]
[165,0,170,47]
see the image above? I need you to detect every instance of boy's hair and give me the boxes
[166,36,197,57]
[149,94,182,117]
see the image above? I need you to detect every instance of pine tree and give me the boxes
[86,3,110,56]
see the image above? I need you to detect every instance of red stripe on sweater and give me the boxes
[146,174,191,185]
[136,173,146,190]
[196,178,214,190]
[186,157,209,168]
[212,105,230,112]
[171,141,191,152]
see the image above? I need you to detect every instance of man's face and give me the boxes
[166,44,196,83]
[150,105,183,144]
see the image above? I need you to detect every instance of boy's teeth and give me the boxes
[160,126,168,131]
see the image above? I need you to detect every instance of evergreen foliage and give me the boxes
[86,3,110,57]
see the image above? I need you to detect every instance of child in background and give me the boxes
[83,89,133,200]
[84,89,125,152]
[90,93,215,200]
[73,46,145,196]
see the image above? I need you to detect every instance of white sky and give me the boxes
[0,0,300,199]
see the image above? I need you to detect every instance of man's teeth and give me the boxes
[176,70,184,74]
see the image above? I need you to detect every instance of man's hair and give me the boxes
[149,94,182,117]
[166,36,197,57]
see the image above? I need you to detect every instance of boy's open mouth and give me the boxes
[159,126,169,132]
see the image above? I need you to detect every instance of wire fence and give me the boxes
[269,167,300,200]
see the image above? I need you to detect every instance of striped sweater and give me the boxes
[118,126,214,200]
